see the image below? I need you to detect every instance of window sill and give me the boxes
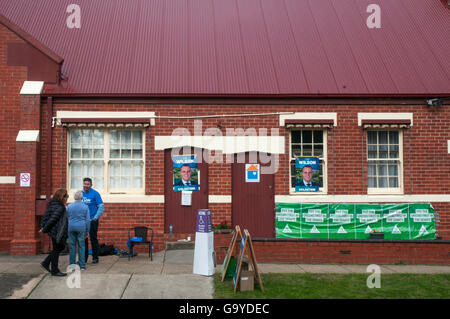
[289,190,327,195]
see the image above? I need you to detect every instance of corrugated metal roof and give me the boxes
[1,0,449,96]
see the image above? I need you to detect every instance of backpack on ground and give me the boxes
[99,243,115,256]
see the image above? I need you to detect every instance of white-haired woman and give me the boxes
[67,190,90,270]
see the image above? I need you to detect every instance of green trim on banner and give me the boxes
[275,203,437,240]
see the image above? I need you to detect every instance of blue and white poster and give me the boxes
[245,164,260,183]
[173,154,200,192]
[295,157,320,192]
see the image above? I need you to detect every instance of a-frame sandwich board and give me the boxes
[221,225,242,282]
[232,229,264,293]
[245,229,264,292]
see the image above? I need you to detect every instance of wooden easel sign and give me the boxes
[232,229,247,292]
[232,229,264,293]
[245,229,264,292]
[221,225,242,282]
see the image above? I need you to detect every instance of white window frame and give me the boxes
[367,129,403,195]
[67,128,146,195]
[289,129,328,195]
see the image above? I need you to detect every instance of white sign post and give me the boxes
[193,209,215,276]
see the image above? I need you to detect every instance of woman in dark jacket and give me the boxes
[39,189,69,276]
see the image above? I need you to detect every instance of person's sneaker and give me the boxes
[68,264,76,270]
[80,267,86,270]
[40,262,51,273]
[92,259,99,264]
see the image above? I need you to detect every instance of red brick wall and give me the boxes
[252,241,450,265]
[46,103,450,198]
[98,203,164,251]
[209,161,232,196]
[1,99,449,256]
[0,24,27,252]
[32,102,450,257]
[0,24,26,176]
[214,233,450,265]
[0,185,14,251]
[10,92,42,255]
[11,140,41,255]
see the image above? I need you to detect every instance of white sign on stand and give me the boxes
[20,173,31,187]
[193,209,215,276]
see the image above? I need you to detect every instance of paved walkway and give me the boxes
[0,250,214,299]
[0,250,449,299]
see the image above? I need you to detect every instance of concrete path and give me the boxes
[1,250,449,299]
[0,273,44,299]
[24,250,213,299]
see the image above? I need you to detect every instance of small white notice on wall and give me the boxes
[20,173,31,187]
[181,191,192,206]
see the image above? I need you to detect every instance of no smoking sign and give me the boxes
[20,173,31,187]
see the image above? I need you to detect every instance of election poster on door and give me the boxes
[172,154,200,192]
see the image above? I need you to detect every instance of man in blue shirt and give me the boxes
[82,177,104,264]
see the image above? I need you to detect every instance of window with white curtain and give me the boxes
[68,129,145,193]
[367,130,403,193]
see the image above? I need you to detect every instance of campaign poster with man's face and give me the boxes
[295,157,320,192]
[173,154,200,192]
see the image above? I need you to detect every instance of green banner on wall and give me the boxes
[300,204,329,239]
[408,203,436,240]
[355,204,383,239]
[382,204,409,239]
[275,203,437,240]
[328,204,356,239]
[275,203,301,238]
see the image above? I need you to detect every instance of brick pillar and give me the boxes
[10,82,43,255]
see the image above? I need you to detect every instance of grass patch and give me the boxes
[214,273,450,299]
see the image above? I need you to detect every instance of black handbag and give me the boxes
[55,211,68,243]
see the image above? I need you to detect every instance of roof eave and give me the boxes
[40,92,450,99]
